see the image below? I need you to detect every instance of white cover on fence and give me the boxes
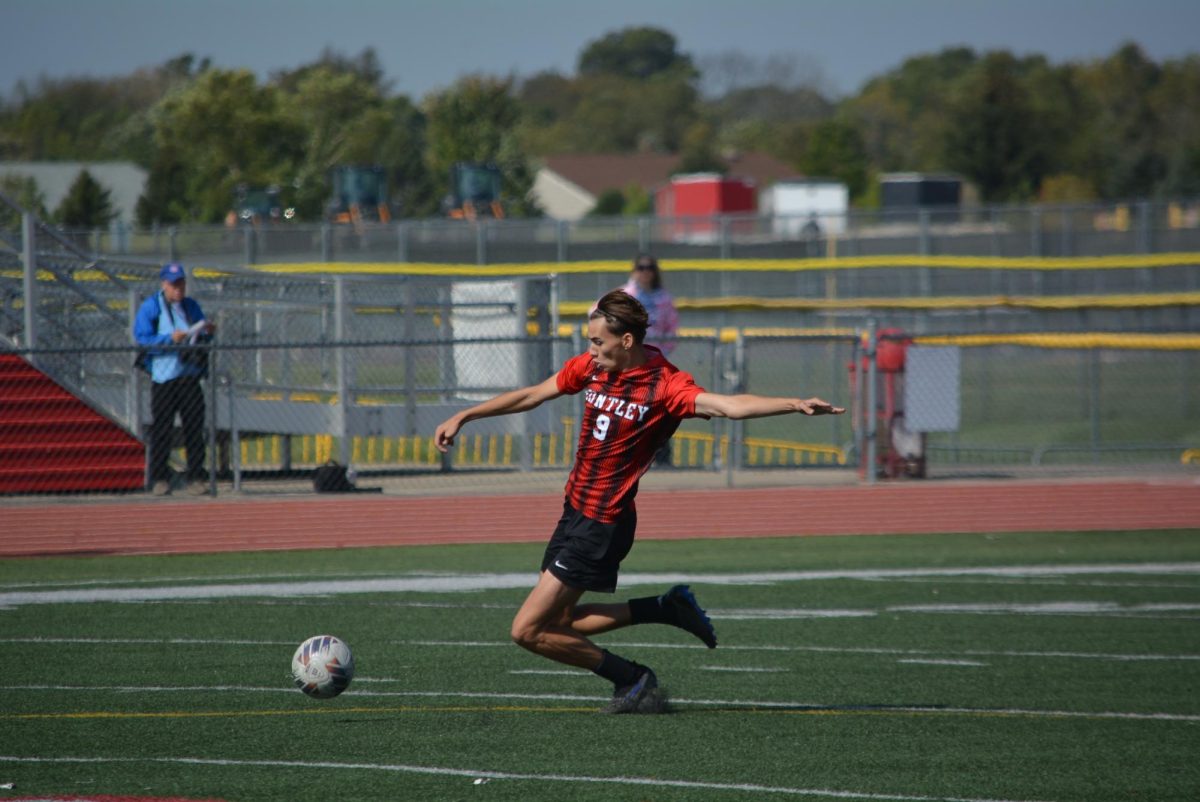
[904,346,961,432]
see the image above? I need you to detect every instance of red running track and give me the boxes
[2,479,1197,558]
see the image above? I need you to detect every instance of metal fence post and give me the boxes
[556,219,567,262]
[404,280,417,439]
[205,344,218,495]
[243,226,257,265]
[637,217,649,253]
[1137,201,1153,291]
[127,288,141,435]
[168,226,178,262]
[865,319,878,485]
[719,215,731,260]
[1088,348,1102,460]
[517,279,533,472]
[721,336,734,487]
[1059,207,1072,257]
[918,209,932,296]
[21,212,37,354]
[726,328,746,487]
[229,371,241,493]
[438,283,455,403]
[334,277,350,466]
[1137,200,1152,254]
[852,331,864,471]
[396,221,408,262]
[475,220,487,265]
[321,223,333,262]
[1030,206,1042,257]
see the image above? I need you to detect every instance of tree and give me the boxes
[941,52,1047,202]
[55,170,115,228]
[556,73,700,153]
[272,47,389,95]
[1155,55,1200,196]
[799,118,870,201]
[146,69,302,222]
[1038,174,1097,203]
[279,65,391,218]
[1074,43,1166,199]
[424,76,537,216]
[0,174,50,230]
[676,121,727,174]
[845,48,978,172]
[589,188,626,216]
[578,27,696,81]
[0,55,206,163]
[136,145,189,225]
[361,96,437,218]
[623,182,652,215]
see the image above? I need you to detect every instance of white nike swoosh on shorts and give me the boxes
[554,560,569,570]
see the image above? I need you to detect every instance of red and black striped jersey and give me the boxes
[555,346,706,522]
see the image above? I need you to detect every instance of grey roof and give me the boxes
[0,161,148,223]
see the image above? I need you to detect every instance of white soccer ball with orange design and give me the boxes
[290,635,355,699]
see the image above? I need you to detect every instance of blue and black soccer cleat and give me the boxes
[661,584,718,648]
[601,666,664,714]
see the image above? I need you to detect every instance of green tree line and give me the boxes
[2,30,1197,226]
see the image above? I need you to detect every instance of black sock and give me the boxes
[593,649,643,687]
[628,594,672,625]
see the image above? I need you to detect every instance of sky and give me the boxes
[4,0,1199,101]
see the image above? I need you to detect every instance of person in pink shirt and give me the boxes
[620,254,679,355]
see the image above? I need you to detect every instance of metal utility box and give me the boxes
[655,173,757,242]
[880,173,961,222]
[762,179,849,237]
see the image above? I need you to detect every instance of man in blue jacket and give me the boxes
[133,262,215,495]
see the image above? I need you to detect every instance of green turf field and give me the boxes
[2,529,1198,801]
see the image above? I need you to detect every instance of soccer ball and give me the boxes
[290,635,355,699]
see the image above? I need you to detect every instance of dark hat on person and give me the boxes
[160,262,186,282]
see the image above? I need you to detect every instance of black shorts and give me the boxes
[541,502,636,593]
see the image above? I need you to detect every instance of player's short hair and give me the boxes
[590,289,649,344]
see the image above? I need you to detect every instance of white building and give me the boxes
[0,161,148,223]
[760,179,849,238]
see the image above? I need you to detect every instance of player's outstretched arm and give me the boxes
[694,392,845,421]
[435,374,563,452]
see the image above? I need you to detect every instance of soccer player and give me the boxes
[434,289,844,713]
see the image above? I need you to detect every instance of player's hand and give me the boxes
[171,330,188,343]
[434,419,461,453]
[797,397,845,416]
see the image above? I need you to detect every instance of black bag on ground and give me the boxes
[313,461,358,493]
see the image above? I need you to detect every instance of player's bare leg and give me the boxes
[510,570,603,669]
[569,600,632,635]
[510,570,663,713]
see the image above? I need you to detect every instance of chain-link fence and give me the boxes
[853,329,1200,482]
[66,199,1200,267]
[2,326,1196,496]
[2,193,1197,498]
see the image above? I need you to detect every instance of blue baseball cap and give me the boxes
[160,262,186,282]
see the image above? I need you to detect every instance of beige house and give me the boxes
[531,151,797,220]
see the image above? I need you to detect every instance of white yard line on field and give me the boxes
[1,563,1198,608]
[711,602,1200,620]
[2,635,1196,662]
[0,570,443,591]
[699,665,791,673]
[0,754,1059,802]
[398,639,1200,663]
[3,685,1198,723]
